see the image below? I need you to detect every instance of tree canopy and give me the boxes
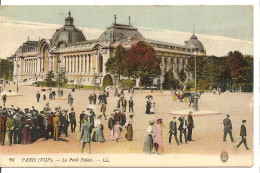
[122,41,161,86]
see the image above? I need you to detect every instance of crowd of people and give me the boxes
[0,85,249,155]
[0,104,72,146]
[143,111,194,154]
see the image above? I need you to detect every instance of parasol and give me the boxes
[41,89,46,91]
[145,95,153,98]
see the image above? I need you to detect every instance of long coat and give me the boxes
[81,121,92,143]
[223,118,232,133]
[188,114,194,129]
[178,117,187,131]
[0,116,7,131]
[240,124,246,137]
[169,121,177,134]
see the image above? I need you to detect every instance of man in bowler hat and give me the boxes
[223,114,234,142]
[169,116,179,145]
[236,120,249,150]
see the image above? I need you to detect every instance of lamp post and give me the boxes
[160,64,163,94]
[193,48,199,111]
[93,67,96,92]
[57,57,61,97]
[16,63,20,93]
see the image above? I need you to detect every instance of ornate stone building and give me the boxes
[13,12,206,87]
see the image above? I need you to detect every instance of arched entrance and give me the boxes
[102,74,113,88]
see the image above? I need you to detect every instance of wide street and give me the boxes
[0,84,253,166]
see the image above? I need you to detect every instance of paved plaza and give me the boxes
[0,84,253,166]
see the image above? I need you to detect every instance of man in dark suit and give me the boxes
[178,115,188,144]
[169,116,179,145]
[223,114,234,142]
[187,111,194,141]
[69,108,76,133]
[80,116,92,153]
[129,97,134,113]
[108,114,115,140]
[236,120,249,150]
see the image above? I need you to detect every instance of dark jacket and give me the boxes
[69,112,76,123]
[188,114,194,129]
[223,118,232,133]
[178,117,187,131]
[169,120,177,134]
[129,100,134,107]
[108,117,115,130]
[240,124,246,137]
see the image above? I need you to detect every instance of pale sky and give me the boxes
[0,6,254,58]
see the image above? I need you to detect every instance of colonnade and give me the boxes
[23,58,39,74]
[62,54,103,75]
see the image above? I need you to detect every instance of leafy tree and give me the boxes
[163,68,175,89]
[123,41,161,87]
[178,69,187,84]
[57,67,68,87]
[120,79,135,90]
[105,45,126,85]
[44,71,55,87]
[102,74,113,88]
[228,51,247,91]
[0,59,13,81]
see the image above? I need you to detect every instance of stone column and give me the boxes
[69,56,72,73]
[74,55,77,74]
[29,59,31,74]
[91,54,94,74]
[26,59,28,74]
[95,54,98,74]
[86,55,90,74]
[67,56,70,73]
[24,59,26,73]
[72,56,75,74]
[79,55,82,74]
[82,55,86,74]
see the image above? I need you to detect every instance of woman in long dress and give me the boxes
[143,120,155,154]
[92,115,105,142]
[153,119,165,154]
[145,98,151,114]
[113,121,122,142]
[125,114,134,141]
[150,98,155,114]
[117,96,121,108]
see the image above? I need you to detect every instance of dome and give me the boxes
[16,40,39,53]
[51,12,86,47]
[184,33,204,51]
[98,21,144,43]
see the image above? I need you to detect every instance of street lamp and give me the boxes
[57,57,61,97]
[16,63,20,93]
[93,67,96,92]
[193,48,199,111]
[160,64,163,93]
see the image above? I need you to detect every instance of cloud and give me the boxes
[0,17,253,59]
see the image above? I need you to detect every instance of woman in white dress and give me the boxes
[92,115,105,142]
[150,98,155,114]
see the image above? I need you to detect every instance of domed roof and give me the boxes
[51,12,86,47]
[98,16,144,43]
[16,39,39,53]
[184,33,204,51]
